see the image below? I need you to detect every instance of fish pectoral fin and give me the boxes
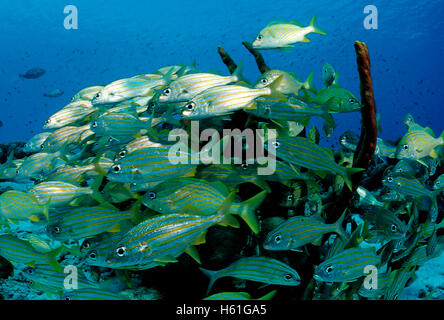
[154,256,178,265]
[429,149,438,158]
[107,223,121,233]
[300,37,310,43]
[185,246,201,264]
[28,215,40,222]
[192,230,208,246]
[278,46,293,52]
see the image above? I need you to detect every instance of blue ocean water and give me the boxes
[0,0,442,145]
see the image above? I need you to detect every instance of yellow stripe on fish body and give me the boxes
[200,256,300,294]
[375,138,396,159]
[91,112,150,137]
[159,71,240,103]
[268,136,361,190]
[71,86,104,102]
[313,247,380,282]
[181,84,272,119]
[0,234,51,265]
[263,214,345,250]
[46,206,134,241]
[91,76,167,105]
[105,213,228,269]
[107,144,197,184]
[29,181,93,207]
[43,100,97,129]
[45,164,96,184]
[142,177,265,233]
[41,124,91,153]
[16,152,64,179]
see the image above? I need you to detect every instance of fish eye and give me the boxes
[284,273,293,280]
[45,119,50,124]
[115,246,126,257]
[163,88,171,96]
[260,78,268,84]
[65,296,71,301]
[40,144,45,149]
[391,224,397,232]
[92,121,98,128]
[88,251,97,260]
[95,92,101,98]
[287,194,294,201]
[257,35,263,41]
[185,102,195,111]
[271,141,280,148]
[119,150,126,157]
[26,268,34,275]
[387,177,393,182]
[53,226,61,234]
[15,169,19,174]
[275,235,282,243]
[348,98,356,104]
[81,240,90,250]
[325,266,333,273]
[147,191,156,200]
[402,145,409,150]
[240,163,249,170]
[112,165,121,172]
[147,102,155,112]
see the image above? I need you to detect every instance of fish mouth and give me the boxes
[313,274,322,281]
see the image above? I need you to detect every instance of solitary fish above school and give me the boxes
[252,16,327,51]
[304,87,362,113]
[19,68,45,79]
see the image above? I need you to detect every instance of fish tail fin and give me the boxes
[236,190,267,234]
[335,209,348,240]
[232,61,247,84]
[310,16,327,35]
[46,247,64,272]
[90,175,119,210]
[344,167,365,190]
[42,199,51,221]
[218,191,241,229]
[258,289,278,300]
[303,72,317,94]
[200,268,218,295]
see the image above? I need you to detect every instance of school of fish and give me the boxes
[0,16,442,300]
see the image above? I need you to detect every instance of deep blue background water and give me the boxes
[0,0,443,147]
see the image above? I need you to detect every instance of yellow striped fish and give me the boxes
[254,70,315,95]
[396,123,444,161]
[252,16,327,51]
[200,256,300,294]
[29,181,93,207]
[91,74,171,105]
[0,190,50,221]
[313,247,380,282]
[263,212,346,251]
[71,86,104,102]
[23,132,51,153]
[104,213,238,270]
[158,64,243,103]
[181,78,286,119]
[142,178,266,233]
[43,100,97,129]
